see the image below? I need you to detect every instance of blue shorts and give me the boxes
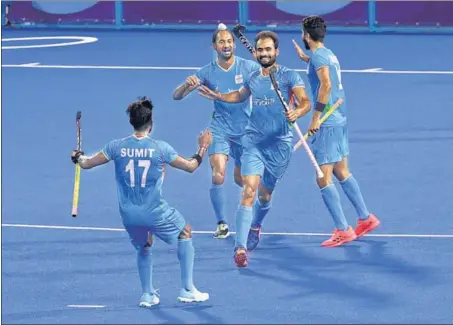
[240,136,292,191]
[208,129,243,167]
[124,208,186,248]
[310,125,349,166]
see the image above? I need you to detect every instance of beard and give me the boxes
[258,55,276,68]
[303,39,310,50]
[218,48,233,60]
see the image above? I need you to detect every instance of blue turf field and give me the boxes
[2,30,453,324]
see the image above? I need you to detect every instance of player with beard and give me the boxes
[198,31,311,267]
[173,29,260,240]
[292,16,380,247]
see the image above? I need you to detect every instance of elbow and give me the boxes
[173,93,182,101]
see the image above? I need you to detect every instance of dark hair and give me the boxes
[303,16,327,42]
[212,29,234,44]
[126,96,153,131]
[254,31,279,49]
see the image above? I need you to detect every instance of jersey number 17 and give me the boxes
[125,159,151,188]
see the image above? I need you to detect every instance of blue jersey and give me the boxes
[102,135,178,225]
[196,56,260,137]
[307,47,346,127]
[243,65,305,145]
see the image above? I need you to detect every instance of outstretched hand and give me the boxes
[292,39,309,62]
[198,85,221,101]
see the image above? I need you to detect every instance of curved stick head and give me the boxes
[76,111,82,121]
[233,24,246,36]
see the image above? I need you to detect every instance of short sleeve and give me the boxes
[311,52,330,70]
[243,60,260,91]
[102,139,118,161]
[195,64,211,85]
[245,59,261,75]
[158,141,178,164]
[286,70,305,89]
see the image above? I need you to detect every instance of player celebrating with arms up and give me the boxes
[294,16,380,247]
[173,28,260,240]
[71,97,211,307]
[198,31,311,267]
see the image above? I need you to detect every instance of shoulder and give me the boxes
[153,139,176,153]
[278,65,305,87]
[102,136,131,160]
[312,47,332,64]
[237,56,260,68]
[278,65,300,78]
[197,62,215,75]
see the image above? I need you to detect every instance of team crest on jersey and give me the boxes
[235,74,243,84]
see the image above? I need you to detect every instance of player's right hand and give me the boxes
[198,128,212,148]
[292,39,309,62]
[198,85,220,101]
[185,75,201,87]
[71,150,84,164]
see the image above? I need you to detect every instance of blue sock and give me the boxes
[235,205,253,248]
[251,199,272,228]
[137,246,154,294]
[210,184,226,223]
[177,238,195,291]
[320,184,349,230]
[340,175,370,220]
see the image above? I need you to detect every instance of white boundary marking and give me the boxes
[67,305,105,309]
[1,36,98,50]
[1,63,453,74]
[2,223,452,238]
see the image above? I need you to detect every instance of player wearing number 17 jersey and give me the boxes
[70,97,211,307]
[295,16,380,247]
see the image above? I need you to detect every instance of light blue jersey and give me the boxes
[243,65,305,145]
[307,47,346,127]
[240,65,305,190]
[196,56,260,137]
[102,135,178,226]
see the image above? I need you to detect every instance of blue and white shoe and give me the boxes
[139,291,160,308]
[177,287,209,303]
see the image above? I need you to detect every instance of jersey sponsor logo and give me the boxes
[235,74,243,84]
[253,96,275,106]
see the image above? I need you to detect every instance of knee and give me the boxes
[316,174,333,189]
[212,170,225,185]
[334,168,351,182]
[257,192,272,205]
[242,184,257,206]
[178,224,192,239]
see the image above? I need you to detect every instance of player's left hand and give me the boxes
[71,150,84,164]
[198,85,220,101]
[285,109,299,123]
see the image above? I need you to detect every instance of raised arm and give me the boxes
[169,129,212,173]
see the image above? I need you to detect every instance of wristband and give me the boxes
[315,102,326,112]
[191,154,203,166]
